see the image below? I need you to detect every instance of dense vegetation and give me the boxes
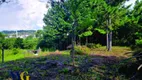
[0,0,142,80]
[42,0,142,50]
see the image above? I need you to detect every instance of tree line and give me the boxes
[0,32,41,50]
[41,0,142,50]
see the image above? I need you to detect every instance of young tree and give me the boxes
[0,32,5,63]
[3,38,16,49]
[43,0,94,65]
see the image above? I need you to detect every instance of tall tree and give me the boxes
[131,0,142,47]
[90,0,129,51]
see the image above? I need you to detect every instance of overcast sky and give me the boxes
[0,0,136,31]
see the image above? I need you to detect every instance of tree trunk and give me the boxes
[106,28,109,49]
[106,16,112,51]
[85,37,88,45]
[106,18,109,50]
[2,47,4,63]
[71,30,75,66]
[108,31,112,51]
[70,21,76,66]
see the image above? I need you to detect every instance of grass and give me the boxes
[0,48,70,62]
[91,46,132,57]
[0,46,139,80]
[0,49,25,62]
[0,49,49,62]
[0,46,132,62]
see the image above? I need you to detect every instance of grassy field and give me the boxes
[0,46,140,80]
[0,46,132,62]
[0,49,50,62]
[91,46,132,57]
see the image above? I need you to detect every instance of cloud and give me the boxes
[0,0,136,31]
[0,0,48,31]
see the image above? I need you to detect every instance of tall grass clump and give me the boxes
[75,46,91,55]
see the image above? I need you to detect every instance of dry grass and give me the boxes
[90,46,133,57]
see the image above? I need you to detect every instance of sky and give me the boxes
[0,0,136,31]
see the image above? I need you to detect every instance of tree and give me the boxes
[14,38,24,49]
[43,0,132,56]
[3,38,16,49]
[131,0,142,47]
[0,32,5,49]
[89,0,129,51]
[23,37,38,49]
[0,32,5,63]
[35,30,43,38]
[43,0,94,65]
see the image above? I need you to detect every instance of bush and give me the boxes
[23,38,38,49]
[87,43,102,49]
[75,46,91,55]
[95,44,102,48]
[135,39,142,48]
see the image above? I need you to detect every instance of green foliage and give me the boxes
[23,37,38,49]
[37,39,48,51]
[3,38,15,49]
[14,38,24,49]
[95,28,106,34]
[0,32,5,49]
[135,39,142,48]
[12,48,20,55]
[41,0,141,49]
[75,46,91,55]
[79,31,93,37]
[35,30,43,38]
[43,0,94,49]
[135,32,142,38]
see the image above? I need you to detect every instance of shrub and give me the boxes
[95,44,102,48]
[75,46,90,55]
[23,38,38,49]
[87,43,102,49]
[135,39,142,48]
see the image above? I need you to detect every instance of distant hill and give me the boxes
[2,30,36,35]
